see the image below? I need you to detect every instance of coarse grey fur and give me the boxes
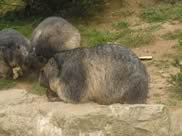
[39,44,148,104]
[0,28,30,78]
[0,49,9,78]
[28,16,81,69]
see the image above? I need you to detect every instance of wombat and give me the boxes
[0,28,30,79]
[0,50,9,78]
[39,44,148,104]
[28,16,81,69]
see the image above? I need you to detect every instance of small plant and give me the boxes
[116,28,154,47]
[140,2,182,23]
[123,32,153,47]
[79,26,114,46]
[79,25,154,47]
[0,79,16,90]
[171,69,182,83]
[141,8,167,23]
[112,20,129,29]
[170,68,182,100]
[172,58,181,67]
[162,30,182,40]
[179,39,182,46]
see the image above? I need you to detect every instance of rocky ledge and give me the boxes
[0,89,181,136]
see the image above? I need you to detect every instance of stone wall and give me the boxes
[0,89,181,136]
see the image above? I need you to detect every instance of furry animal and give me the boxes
[0,28,30,78]
[0,49,9,78]
[28,16,81,69]
[39,44,148,104]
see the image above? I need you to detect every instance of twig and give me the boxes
[139,56,153,61]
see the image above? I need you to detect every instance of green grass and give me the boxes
[140,2,182,23]
[111,8,134,17]
[30,82,47,96]
[79,26,115,46]
[0,76,46,95]
[162,30,182,40]
[169,34,182,100]
[112,20,129,29]
[0,0,41,37]
[145,24,161,32]
[0,17,41,37]
[116,29,154,47]
[0,79,17,90]
[170,69,182,100]
[79,25,154,47]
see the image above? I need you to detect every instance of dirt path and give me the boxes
[133,22,182,105]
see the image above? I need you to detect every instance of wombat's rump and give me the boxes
[39,44,148,104]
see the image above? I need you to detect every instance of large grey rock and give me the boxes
[0,89,181,136]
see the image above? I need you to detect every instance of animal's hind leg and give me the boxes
[46,89,61,102]
[125,75,148,104]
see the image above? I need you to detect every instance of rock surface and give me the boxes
[0,89,181,136]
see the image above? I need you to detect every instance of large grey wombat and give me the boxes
[28,17,81,69]
[0,28,30,79]
[39,44,148,104]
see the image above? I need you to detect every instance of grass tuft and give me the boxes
[140,2,182,23]
[112,20,129,29]
[162,30,182,40]
[0,79,16,90]
[79,26,115,46]
[79,25,154,47]
[169,34,182,100]
[116,29,154,47]
[170,69,182,100]
[30,82,47,96]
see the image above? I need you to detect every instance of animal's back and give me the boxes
[0,28,29,48]
[55,44,148,104]
[83,45,148,104]
[31,17,81,59]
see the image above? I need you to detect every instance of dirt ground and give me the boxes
[133,23,180,105]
